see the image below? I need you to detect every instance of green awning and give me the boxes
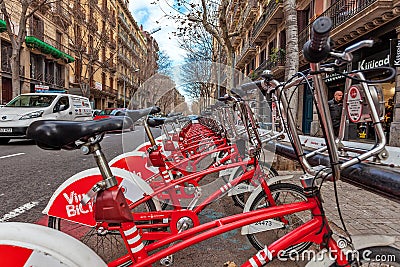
[0,20,6,33]
[25,36,75,63]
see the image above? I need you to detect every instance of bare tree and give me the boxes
[283,0,299,114]
[154,0,240,89]
[0,0,56,96]
[157,50,172,75]
[62,0,117,97]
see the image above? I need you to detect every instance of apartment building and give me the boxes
[225,0,400,145]
[116,0,149,108]
[1,2,74,104]
[0,0,159,110]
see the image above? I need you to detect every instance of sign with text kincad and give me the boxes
[390,39,400,67]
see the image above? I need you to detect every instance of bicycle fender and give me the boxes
[43,167,160,227]
[305,235,396,267]
[0,222,106,266]
[240,175,295,211]
[109,151,158,178]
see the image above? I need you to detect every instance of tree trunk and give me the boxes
[11,47,21,97]
[283,0,299,119]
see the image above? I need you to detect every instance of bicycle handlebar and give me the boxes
[303,16,332,63]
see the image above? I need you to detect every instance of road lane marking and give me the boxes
[0,201,39,222]
[0,152,25,159]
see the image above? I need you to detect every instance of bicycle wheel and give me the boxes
[48,198,157,264]
[246,182,312,257]
[231,162,279,209]
[331,246,400,266]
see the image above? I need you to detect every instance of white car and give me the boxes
[0,93,92,145]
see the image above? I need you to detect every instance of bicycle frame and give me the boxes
[107,191,346,267]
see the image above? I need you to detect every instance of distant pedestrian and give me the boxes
[328,90,343,136]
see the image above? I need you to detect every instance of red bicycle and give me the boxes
[25,17,400,267]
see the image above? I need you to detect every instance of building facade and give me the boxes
[224,0,400,145]
[1,2,74,104]
[0,0,159,109]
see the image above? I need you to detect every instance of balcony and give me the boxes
[298,0,396,53]
[252,0,283,45]
[253,51,286,79]
[74,4,86,21]
[235,40,257,68]
[52,8,71,27]
[242,0,258,28]
[118,13,130,31]
[117,53,130,67]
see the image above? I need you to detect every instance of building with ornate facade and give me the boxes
[0,0,159,109]
[224,0,400,145]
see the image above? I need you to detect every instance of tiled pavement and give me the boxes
[281,170,400,249]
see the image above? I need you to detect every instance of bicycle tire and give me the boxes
[246,182,312,257]
[231,162,279,209]
[330,246,400,266]
[48,198,157,265]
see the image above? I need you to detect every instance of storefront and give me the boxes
[324,29,397,142]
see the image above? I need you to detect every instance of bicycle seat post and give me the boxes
[84,138,118,189]
[144,117,157,149]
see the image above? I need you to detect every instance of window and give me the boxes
[279,30,286,50]
[1,42,12,72]
[56,31,62,50]
[30,16,44,40]
[259,49,266,64]
[31,54,43,80]
[53,96,69,112]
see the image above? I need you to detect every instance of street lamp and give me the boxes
[124,68,140,108]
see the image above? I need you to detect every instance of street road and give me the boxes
[0,128,153,223]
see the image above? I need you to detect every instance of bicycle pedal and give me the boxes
[160,255,173,266]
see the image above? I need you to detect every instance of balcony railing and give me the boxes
[31,70,44,81]
[254,51,286,78]
[118,13,130,31]
[242,0,258,27]
[55,77,65,87]
[298,0,377,51]
[75,4,86,21]
[45,73,55,84]
[322,0,377,29]
[235,40,256,67]
[252,0,282,41]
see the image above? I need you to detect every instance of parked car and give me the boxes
[0,93,92,144]
[93,108,133,131]
[93,108,127,120]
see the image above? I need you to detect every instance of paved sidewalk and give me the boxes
[152,171,400,266]
[280,171,400,249]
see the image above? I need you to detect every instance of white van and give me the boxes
[0,93,93,144]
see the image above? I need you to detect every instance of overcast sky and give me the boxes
[129,0,187,66]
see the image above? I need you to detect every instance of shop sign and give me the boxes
[34,84,49,92]
[347,85,363,123]
[390,39,400,67]
[357,51,390,70]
